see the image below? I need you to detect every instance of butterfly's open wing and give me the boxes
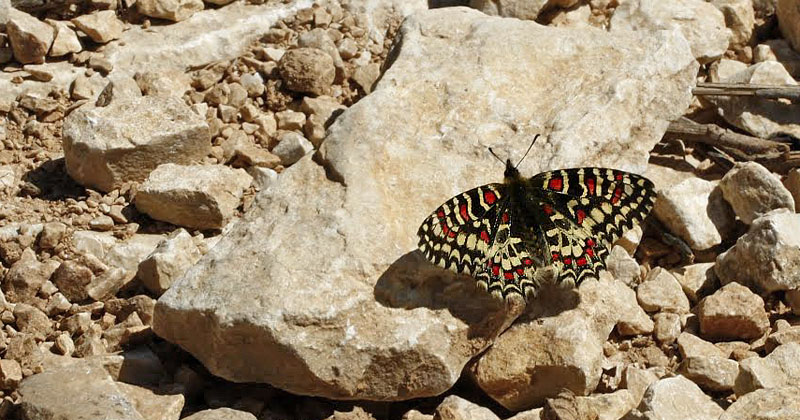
[528,168,656,288]
[417,184,542,299]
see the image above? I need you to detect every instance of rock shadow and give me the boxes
[374,250,580,338]
[19,158,85,201]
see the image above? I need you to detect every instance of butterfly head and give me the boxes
[504,158,521,181]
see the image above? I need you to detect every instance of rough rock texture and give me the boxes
[778,0,800,52]
[137,0,204,22]
[671,263,717,303]
[18,362,145,420]
[468,0,551,21]
[719,162,795,225]
[636,268,691,313]
[63,97,211,192]
[47,19,82,57]
[278,47,336,95]
[785,169,800,212]
[712,0,755,47]
[138,229,203,296]
[697,282,770,341]
[678,356,739,391]
[116,382,184,420]
[71,10,123,44]
[135,164,252,230]
[652,177,734,250]
[471,275,652,411]
[715,209,800,293]
[6,8,54,64]
[626,376,723,420]
[183,408,257,420]
[435,395,500,420]
[677,332,726,359]
[709,61,800,139]
[720,386,800,420]
[610,0,730,64]
[735,342,800,395]
[154,7,696,401]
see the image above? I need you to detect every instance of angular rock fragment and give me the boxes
[46,19,82,57]
[71,10,123,44]
[135,164,252,229]
[720,386,800,420]
[138,229,202,296]
[6,9,54,64]
[629,376,723,420]
[636,268,690,313]
[435,395,500,420]
[697,282,770,341]
[137,0,204,22]
[719,162,795,224]
[63,96,210,192]
[735,342,800,395]
[678,356,739,392]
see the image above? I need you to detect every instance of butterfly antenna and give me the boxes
[515,134,540,168]
[487,147,505,164]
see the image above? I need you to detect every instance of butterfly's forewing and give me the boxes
[529,168,656,287]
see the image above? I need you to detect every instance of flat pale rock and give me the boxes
[18,362,145,420]
[715,209,800,293]
[117,383,184,420]
[678,356,739,392]
[734,342,800,395]
[653,177,735,250]
[435,395,500,420]
[154,7,695,402]
[71,10,123,44]
[610,0,730,64]
[63,96,210,192]
[677,332,727,359]
[6,8,54,64]
[135,164,252,230]
[47,19,82,57]
[697,282,769,341]
[719,162,795,225]
[138,229,202,296]
[628,376,723,420]
[183,408,257,420]
[720,386,800,420]
[469,0,551,21]
[471,275,651,411]
[709,61,800,139]
[671,263,717,303]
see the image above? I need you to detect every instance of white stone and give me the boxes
[720,162,795,224]
[46,20,82,57]
[712,0,755,47]
[135,164,252,230]
[629,376,723,420]
[71,10,124,44]
[435,395,500,420]
[138,229,202,296]
[137,0,204,22]
[636,268,690,313]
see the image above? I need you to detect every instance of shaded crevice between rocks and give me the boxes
[312,149,346,187]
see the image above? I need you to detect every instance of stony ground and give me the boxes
[1,0,800,419]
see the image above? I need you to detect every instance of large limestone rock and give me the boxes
[62,96,210,192]
[715,209,800,293]
[6,8,54,64]
[154,7,696,401]
[720,386,800,420]
[627,376,723,420]
[470,275,652,410]
[610,0,731,64]
[735,342,800,395]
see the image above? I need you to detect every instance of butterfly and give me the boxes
[416,137,656,301]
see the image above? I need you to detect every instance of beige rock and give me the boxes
[297,28,344,77]
[46,20,81,57]
[14,303,51,338]
[275,110,306,131]
[610,0,730,64]
[715,209,800,293]
[278,48,336,95]
[134,70,191,98]
[222,132,281,169]
[636,268,690,313]
[138,229,202,296]
[435,395,499,420]
[721,386,800,420]
[697,282,770,341]
[154,7,695,401]
[628,376,723,420]
[767,322,800,352]
[620,366,660,405]
[6,8,54,64]
[468,0,550,20]
[39,221,67,250]
[578,390,637,420]
[137,0,204,22]
[184,408,257,420]
[778,0,800,52]
[720,162,795,224]
[712,0,755,47]
[54,332,75,356]
[653,177,735,250]
[239,73,265,97]
[605,245,641,289]
[135,164,252,230]
[471,275,651,410]
[677,332,727,359]
[678,356,739,391]
[735,342,800,395]
[0,359,22,389]
[709,58,749,82]
[71,73,107,101]
[87,267,133,301]
[671,263,717,303]
[71,10,123,44]
[783,168,800,212]
[203,0,234,5]
[353,63,381,93]
[18,362,145,420]
[5,333,43,372]
[3,247,54,303]
[63,96,210,192]
[710,61,800,139]
[653,312,681,345]
[117,382,184,420]
[300,95,345,125]
[273,131,314,165]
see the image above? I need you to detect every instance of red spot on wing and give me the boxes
[586,238,595,247]
[563,257,573,265]
[615,173,623,181]
[577,257,588,266]
[586,177,596,195]
[484,190,497,204]
[548,177,563,191]
[504,272,514,280]
[552,252,560,262]
[523,258,533,266]
[576,209,586,225]
[437,209,445,219]
[543,204,554,215]
[586,247,594,257]
[516,268,524,276]
[459,204,469,221]
[448,229,456,238]
[480,230,490,244]
[442,224,450,235]
[501,212,509,223]
[491,264,500,276]
[611,187,622,204]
